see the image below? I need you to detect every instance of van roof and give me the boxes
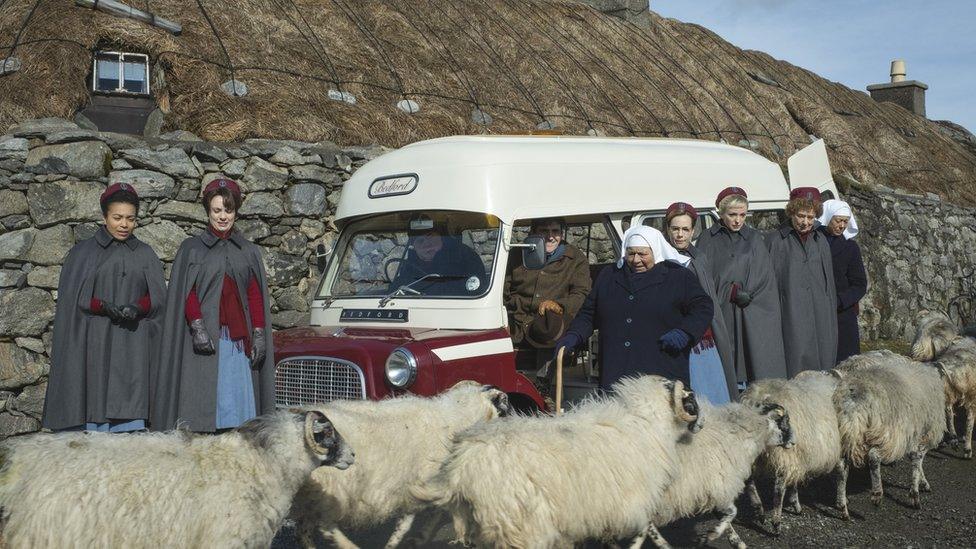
[336,135,790,224]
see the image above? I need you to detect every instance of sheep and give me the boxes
[627,401,794,549]
[290,381,512,549]
[911,311,976,458]
[739,370,843,532]
[411,375,702,549]
[0,409,354,548]
[832,350,946,516]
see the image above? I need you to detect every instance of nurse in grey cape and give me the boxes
[695,187,788,383]
[664,202,735,403]
[150,178,275,432]
[42,183,166,432]
[765,187,838,376]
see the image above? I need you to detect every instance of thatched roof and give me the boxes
[2,0,975,203]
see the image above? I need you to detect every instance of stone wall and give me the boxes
[847,184,976,341]
[1,117,974,437]
[0,117,386,437]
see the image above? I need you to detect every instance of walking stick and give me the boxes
[555,346,565,416]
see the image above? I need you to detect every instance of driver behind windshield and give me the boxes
[388,216,488,297]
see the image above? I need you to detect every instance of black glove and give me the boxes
[659,329,691,353]
[118,304,141,321]
[250,327,266,368]
[732,287,753,308]
[189,318,215,354]
[100,302,125,322]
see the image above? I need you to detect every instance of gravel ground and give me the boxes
[274,443,976,548]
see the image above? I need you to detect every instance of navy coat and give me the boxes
[565,260,713,390]
[819,227,868,363]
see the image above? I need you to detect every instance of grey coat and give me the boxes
[150,230,275,432]
[695,224,788,381]
[680,244,738,400]
[765,224,839,376]
[42,228,166,430]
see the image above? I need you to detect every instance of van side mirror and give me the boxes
[315,243,331,273]
[522,235,547,270]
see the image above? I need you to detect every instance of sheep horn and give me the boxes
[304,411,331,456]
[672,381,697,423]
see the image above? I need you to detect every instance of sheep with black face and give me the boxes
[0,409,353,548]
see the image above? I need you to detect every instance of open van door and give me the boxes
[787,139,840,199]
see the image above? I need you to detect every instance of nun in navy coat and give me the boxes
[555,226,714,390]
[817,199,868,363]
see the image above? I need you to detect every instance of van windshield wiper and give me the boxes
[378,273,464,307]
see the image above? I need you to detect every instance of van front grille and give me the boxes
[275,356,367,407]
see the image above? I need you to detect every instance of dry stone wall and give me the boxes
[0,117,974,437]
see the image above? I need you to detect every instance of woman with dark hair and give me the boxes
[817,199,867,363]
[664,202,735,403]
[151,178,275,432]
[766,187,838,375]
[695,187,787,384]
[42,183,166,432]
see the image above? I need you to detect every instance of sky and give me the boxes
[652,0,976,133]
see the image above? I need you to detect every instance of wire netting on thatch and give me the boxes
[1,0,975,203]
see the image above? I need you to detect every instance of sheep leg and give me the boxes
[319,527,361,549]
[383,514,415,549]
[725,524,747,549]
[909,449,927,509]
[770,475,786,534]
[835,460,850,520]
[944,404,958,445]
[745,478,765,518]
[964,407,975,459]
[631,522,670,549]
[699,503,738,545]
[401,511,448,548]
[785,485,801,514]
[868,447,883,506]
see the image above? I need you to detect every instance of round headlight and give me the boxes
[385,348,418,388]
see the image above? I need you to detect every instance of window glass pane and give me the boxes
[96,56,120,91]
[122,59,147,93]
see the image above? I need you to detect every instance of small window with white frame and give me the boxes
[93,51,150,95]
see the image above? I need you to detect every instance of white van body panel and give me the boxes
[336,135,793,225]
[787,139,840,198]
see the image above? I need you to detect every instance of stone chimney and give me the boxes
[867,60,928,117]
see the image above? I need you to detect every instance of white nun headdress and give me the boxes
[617,225,691,268]
[817,199,859,239]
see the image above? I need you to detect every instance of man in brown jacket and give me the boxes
[504,218,591,377]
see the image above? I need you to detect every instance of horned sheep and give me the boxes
[833,350,946,515]
[911,311,976,458]
[0,409,354,548]
[411,375,702,549]
[290,382,511,549]
[739,370,843,532]
[630,401,794,549]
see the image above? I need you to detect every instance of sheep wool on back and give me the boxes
[0,410,347,549]
[413,376,696,549]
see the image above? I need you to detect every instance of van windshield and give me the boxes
[325,212,500,299]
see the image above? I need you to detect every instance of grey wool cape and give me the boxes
[42,227,167,430]
[679,244,738,401]
[150,230,275,432]
[695,224,788,381]
[765,224,838,376]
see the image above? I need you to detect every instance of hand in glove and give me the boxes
[117,304,141,321]
[730,283,753,308]
[552,332,582,359]
[250,327,266,368]
[189,318,215,355]
[659,329,691,353]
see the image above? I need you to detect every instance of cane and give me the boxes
[555,346,565,416]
